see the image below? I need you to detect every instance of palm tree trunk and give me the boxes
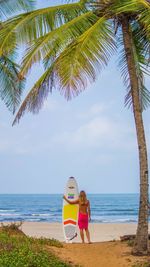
[121,17,149,255]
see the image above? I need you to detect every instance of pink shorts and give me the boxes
[78,212,88,230]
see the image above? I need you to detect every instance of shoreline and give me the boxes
[8,221,142,242]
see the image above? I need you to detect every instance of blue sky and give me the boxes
[0,0,150,194]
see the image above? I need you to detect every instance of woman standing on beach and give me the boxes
[63,190,91,243]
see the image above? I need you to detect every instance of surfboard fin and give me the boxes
[69,232,77,241]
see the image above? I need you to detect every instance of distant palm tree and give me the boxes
[0,0,34,113]
[0,0,150,254]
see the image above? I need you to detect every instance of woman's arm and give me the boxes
[88,200,91,221]
[63,195,79,204]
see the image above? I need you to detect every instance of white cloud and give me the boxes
[76,102,113,120]
[52,115,136,151]
[0,101,139,156]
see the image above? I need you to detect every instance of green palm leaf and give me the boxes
[21,12,98,76]
[138,7,150,46]
[12,65,54,125]
[118,21,150,111]
[0,0,34,18]
[13,16,116,124]
[110,0,149,14]
[0,3,85,55]
[54,17,116,99]
[131,22,150,111]
[0,56,25,113]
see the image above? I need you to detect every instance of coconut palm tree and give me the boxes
[0,0,149,254]
[0,0,34,113]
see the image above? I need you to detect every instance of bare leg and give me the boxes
[80,229,85,243]
[85,228,91,243]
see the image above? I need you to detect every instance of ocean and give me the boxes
[0,194,140,223]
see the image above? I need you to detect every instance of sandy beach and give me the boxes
[1,222,150,267]
[20,222,149,267]
[21,222,138,242]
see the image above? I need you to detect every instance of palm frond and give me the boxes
[0,3,85,55]
[54,17,116,99]
[138,7,150,56]
[133,20,150,67]
[131,21,150,110]
[138,0,150,8]
[13,65,54,125]
[0,56,25,113]
[118,21,150,111]
[21,12,98,76]
[13,16,116,123]
[110,0,149,15]
[0,0,35,19]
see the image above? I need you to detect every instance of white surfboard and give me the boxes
[62,177,79,242]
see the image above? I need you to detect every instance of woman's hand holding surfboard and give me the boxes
[63,194,79,205]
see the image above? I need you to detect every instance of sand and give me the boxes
[21,222,138,242]
[50,241,145,267]
[3,222,150,266]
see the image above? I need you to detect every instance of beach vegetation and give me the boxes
[0,221,23,232]
[0,224,72,267]
[132,262,150,267]
[127,239,134,247]
[35,237,63,248]
[0,0,150,255]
